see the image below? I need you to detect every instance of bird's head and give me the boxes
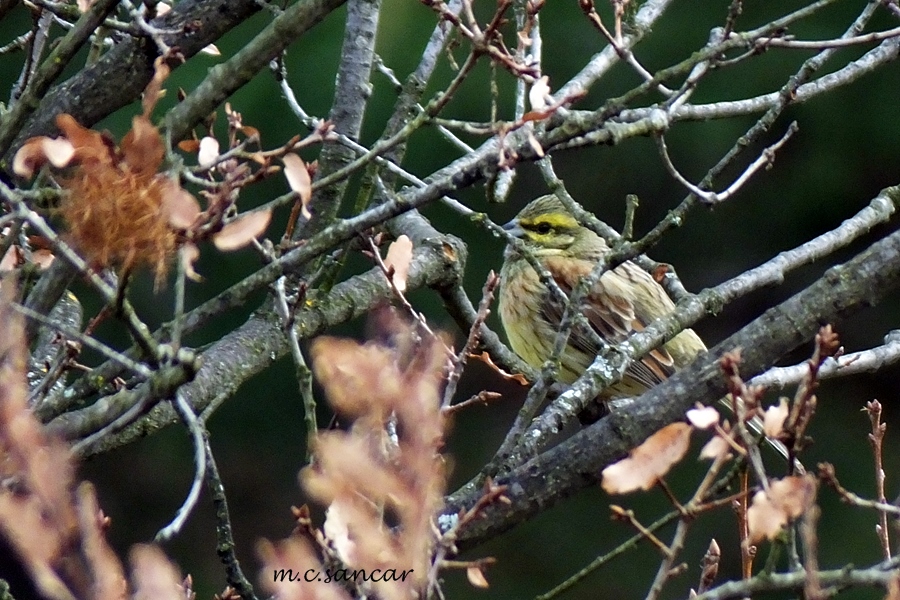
[503,195,604,260]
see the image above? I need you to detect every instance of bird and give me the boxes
[498,194,707,402]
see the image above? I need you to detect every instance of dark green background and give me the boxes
[2,0,900,598]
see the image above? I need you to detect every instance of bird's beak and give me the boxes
[502,218,524,239]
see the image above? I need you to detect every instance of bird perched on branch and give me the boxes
[498,195,796,465]
[498,194,706,402]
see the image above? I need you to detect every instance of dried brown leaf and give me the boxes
[763,398,789,438]
[770,475,817,519]
[746,490,786,543]
[303,434,408,505]
[601,422,692,494]
[178,139,200,153]
[747,475,817,542]
[469,351,529,385]
[384,235,413,293]
[306,322,447,599]
[466,566,490,589]
[121,115,164,177]
[241,125,260,141]
[55,113,112,166]
[213,210,272,251]
[309,337,398,419]
[181,243,202,282]
[162,179,201,230]
[0,284,78,600]
[142,57,171,118]
[282,153,312,219]
[12,137,75,178]
[699,433,732,461]
[43,137,76,168]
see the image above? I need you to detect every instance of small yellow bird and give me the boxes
[498,195,706,400]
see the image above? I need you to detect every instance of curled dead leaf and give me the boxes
[466,566,490,589]
[469,352,529,385]
[601,422,692,494]
[12,137,75,178]
[142,56,171,118]
[213,210,272,251]
[181,243,202,282]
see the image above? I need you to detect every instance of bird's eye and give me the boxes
[535,222,553,234]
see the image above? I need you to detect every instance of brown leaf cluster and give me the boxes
[13,59,187,288]
[284,320,448,600]
[0,284,188,600]
[21,110,183,287]
[13,62,273,287]
[171,103,278,279]
[0,283,106,600]
[747,475,817,543]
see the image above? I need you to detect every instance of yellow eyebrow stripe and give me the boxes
[520,213,578,229]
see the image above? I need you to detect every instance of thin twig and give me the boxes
[156,391,206,541]
[442,271,499,409]
[819,463,900,517]
[273,276,317,460]
[751,331,900,389]
[655,122,798,205]
[12,302,151,377]
[203,432,259,600]
[867,400,891,560]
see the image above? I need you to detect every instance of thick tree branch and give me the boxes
[293,0,380,237]
[166,0,347,145]
[65,233,466,455]
[2,0,263,167]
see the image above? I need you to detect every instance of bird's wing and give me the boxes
[540,256,676,391]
